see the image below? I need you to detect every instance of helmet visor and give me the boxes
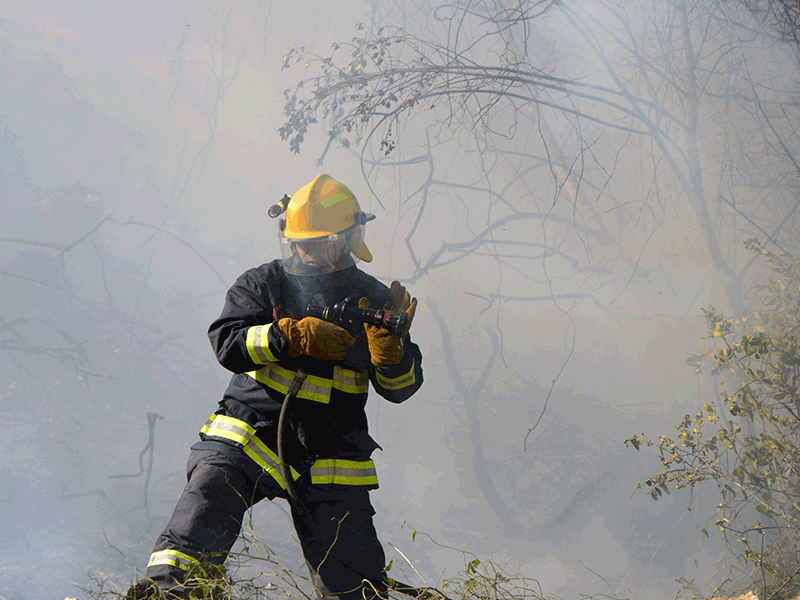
[280,224,366,275]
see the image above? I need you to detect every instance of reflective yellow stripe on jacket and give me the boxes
[310,458,378,486]
[375,359,416,391]
[201,413,255,446]
[200,414,378,488]
[148,549,200,570]
[242,436,300,491]
[332,366,370,394]
[246,363,369,403]
[200,413,299,490]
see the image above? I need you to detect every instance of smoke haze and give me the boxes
[2,2,797,599]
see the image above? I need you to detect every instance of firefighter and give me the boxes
[127,174,423,600]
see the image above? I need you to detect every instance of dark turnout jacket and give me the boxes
[204,259,423,492]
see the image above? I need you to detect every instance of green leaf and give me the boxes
[467,559,481,574]
[625,436,642,451]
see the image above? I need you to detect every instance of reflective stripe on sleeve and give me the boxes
[375,359,416,390]
[246,325,278,365]
[247,363,333,403]
[310,458,378,486]
[200,413,256,446]
[147,549,201,570]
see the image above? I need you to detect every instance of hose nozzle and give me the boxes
[306,300,409,337]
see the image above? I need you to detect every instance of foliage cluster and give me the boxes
[278,26,407,157]
[626,240,800,598]
[278,19,564,160]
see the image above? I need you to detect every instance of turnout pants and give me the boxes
[138,441,387,600]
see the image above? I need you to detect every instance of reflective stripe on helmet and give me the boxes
[310,458,378,486]
[375,359,416,390]
[148,549,201,570]
[246,324,278,365]
[321,192,349,208]
[247,364,368,403]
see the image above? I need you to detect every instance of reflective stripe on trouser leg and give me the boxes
[143,444,277,593]
[310,458,378,487]
[148,548,201,570]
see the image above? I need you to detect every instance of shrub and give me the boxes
[626,239,800,599]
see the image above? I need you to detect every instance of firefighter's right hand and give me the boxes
[274,317,355,361]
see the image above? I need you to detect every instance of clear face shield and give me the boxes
[280,223,368,275]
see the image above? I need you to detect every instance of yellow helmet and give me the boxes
[279,174,374,274]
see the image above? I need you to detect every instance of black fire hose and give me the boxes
[278,369,306,503]
[277,371,451,600]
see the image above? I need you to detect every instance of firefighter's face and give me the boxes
[295,234,350,270]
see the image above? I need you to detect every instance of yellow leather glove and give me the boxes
[360,281,417,366]
[386,280,416,337]
[274,317,355,361]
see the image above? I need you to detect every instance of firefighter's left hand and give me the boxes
[359,282,416,366]
[384,281,417,337]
